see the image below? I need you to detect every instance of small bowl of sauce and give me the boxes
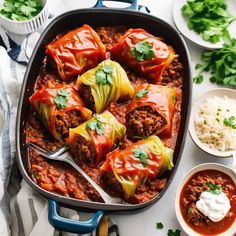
[175,163,236,236]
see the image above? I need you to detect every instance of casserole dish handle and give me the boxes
[94,0,138,10]
[48,199,104,234]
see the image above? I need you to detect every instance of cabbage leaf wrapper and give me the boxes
[110,28,176,84]
[126,84,177,138]
[69,110,126,165]
[77,59,134,113]
[46,24,106,81]
[29,85,92,140]
[101,136,174,200]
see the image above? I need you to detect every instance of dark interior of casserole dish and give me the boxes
[17,10,191,211]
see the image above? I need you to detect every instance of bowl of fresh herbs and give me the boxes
[0,0,49,34]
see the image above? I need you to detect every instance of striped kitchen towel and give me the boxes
[0,28,119,236]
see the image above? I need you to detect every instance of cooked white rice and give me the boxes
[194,96,236,151]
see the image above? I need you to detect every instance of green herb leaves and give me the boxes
[130,41,154,62]
[54,89,70,109]
[181,0,236,43]
[133,147,149,167]
[205,182,222,195]
[86,115,104,135]
[156,222,164,229]
[193,38,236,88]
[95,65,113,85]
[136,89,149,98]
[168,229,181,236]
[0,0,43,21]
[224,116,236,129]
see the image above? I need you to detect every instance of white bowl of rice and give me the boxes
[189,88,236,158]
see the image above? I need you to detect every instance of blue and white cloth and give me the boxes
[0,28,119,236]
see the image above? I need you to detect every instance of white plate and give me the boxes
[189,88,236,158]
[173,0,236,49]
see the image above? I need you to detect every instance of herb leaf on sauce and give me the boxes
[168,229,181,236]
[188,207,192,215]
[130,41,154,62]
[54,89,70,109]
[95,65,113,85]
[136,89,149,98]
[86,119,104,135]
[223,116,236,129]
[156,222,164,229]
[133,147,149,167]
[205,182,222,195]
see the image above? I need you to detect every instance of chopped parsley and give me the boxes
[188,207,192,215]
[133,147,149,167]
[205,182,222,195]
[136,89,149,98]
[54,89,70,109]
[130,41,154,62]
[156,222,164,229]
[0,0,43,21]
[95,65,113,85]
[223,116,236,129]
[168,229,181,236]
[86,115,104,135]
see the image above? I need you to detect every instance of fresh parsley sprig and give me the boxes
[86,115,104,135]
[95,65,113,85]
[54,89,70,109]
[130,41,154,62]
[133,147,149,167]
[205,182,222,195]
[193,38,236,87]
[181,0,236,43]
[168,229,181,236]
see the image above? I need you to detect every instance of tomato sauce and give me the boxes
[180,169,236,235]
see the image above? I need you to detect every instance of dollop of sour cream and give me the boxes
[196,191,231,222]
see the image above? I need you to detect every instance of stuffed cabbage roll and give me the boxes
[77,59,134,113]
[69,111,126,166]
[101,135,174,199]
[110,28,176,84]
[126,84,176,138]
[46,24,106,81]
[29,85,92,140]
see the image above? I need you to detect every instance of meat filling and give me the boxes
[78,84,95,112]
[126,106,166,137]
[55,110,84,138]
[69,135,96,164]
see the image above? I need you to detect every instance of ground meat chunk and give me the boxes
[78,84,95,112]
[126,106,166,137]
[69,135,96,165]
[55,110,84,138]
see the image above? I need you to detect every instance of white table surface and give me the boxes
[9,0,235,235]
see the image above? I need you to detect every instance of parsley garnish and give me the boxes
[54,89,70,109]
[86,116,104,135]
[223,116,236,129]
[187,207,192,215]
[193,38,236,88]
[168,229,181,236]
[136,89,149,98]
[156,222,164,229]
[130,41,154,62]
[181,0,236,43]
[0,0,43,21]
[205,182,222,195]
[133,147,149,167]
[95,65,113,85]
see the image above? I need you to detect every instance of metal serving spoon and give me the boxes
[28,143,123,204]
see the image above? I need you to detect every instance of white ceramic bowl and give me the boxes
[175,163,236,236]
[189,88,236,159]
[0,0,49,35]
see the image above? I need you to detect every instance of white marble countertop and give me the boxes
[7,0,235,235]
